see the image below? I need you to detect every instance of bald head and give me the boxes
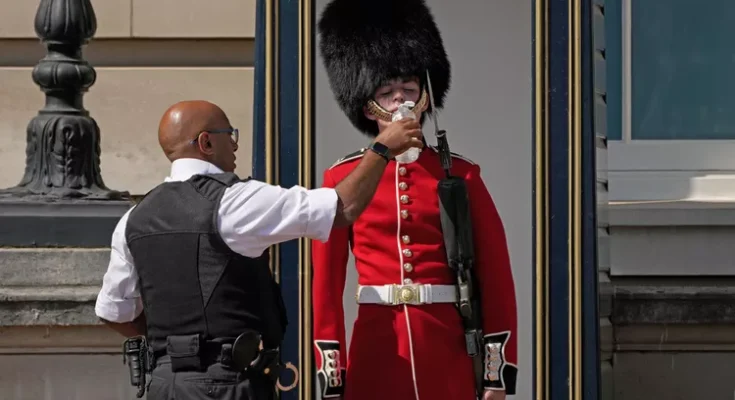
[158,100,229,161]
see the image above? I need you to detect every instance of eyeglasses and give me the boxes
[190,128,239,145]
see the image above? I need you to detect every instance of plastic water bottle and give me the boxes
[392,101,421,164]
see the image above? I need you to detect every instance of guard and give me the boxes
[312,1,519,399]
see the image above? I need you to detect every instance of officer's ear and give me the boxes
[197,132,216,155]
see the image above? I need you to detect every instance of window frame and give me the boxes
[608,0,735,201]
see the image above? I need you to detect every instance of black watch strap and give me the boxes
[368,141,392,161]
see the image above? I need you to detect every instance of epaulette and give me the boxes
[330,148,367,169]
[427,145,476,165]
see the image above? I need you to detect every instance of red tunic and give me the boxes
[312,146,518,400]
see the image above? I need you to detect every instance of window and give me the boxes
[607,0,735,201]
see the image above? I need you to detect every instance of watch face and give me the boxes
[372,142,389,155]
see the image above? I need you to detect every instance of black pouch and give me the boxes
[166,334,202,372]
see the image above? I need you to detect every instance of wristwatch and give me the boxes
[368,141,392,161]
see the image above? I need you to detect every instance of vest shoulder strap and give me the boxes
[187,173,251,203]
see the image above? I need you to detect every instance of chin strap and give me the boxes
[365,89,429,121]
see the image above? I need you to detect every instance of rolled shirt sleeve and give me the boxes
[218,181,339,258]
[304,187,340,243]
[94,209,144,323]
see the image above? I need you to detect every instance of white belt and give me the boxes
[356,284,458,306]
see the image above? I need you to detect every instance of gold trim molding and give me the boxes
[298,0,315,398]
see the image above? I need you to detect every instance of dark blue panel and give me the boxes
[547,0,570,399]
[538,0,601,399]
[581,0,602,398]
[252,1,305,398]
[252,0,267,180]
[277,0,302,399]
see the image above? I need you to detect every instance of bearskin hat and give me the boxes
[317,0,451,137]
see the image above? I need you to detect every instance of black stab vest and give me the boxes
[125,172,287,352]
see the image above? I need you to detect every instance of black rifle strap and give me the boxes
[437,176,484,399]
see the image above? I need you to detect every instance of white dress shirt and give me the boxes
[94,158,339,323]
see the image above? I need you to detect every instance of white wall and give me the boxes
[313,0,532,397]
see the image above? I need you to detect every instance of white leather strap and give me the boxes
[356,284,458,305]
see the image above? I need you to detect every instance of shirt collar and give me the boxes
[165,158,224,182]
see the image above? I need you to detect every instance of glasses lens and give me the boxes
[231,128,239,144]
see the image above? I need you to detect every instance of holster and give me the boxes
[123,335,153,398]
[232,330,283,380]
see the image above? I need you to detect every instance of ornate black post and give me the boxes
[0,0,127,200]
[0,0,130,247]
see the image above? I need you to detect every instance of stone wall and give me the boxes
[610,277,735,399]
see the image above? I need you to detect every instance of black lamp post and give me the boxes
[0,0,131,248]
[0,0,128,201]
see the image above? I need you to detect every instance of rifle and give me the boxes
[426,70,485,399]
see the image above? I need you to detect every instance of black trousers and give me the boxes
[146,356,276,400]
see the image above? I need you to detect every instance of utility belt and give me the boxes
[123,330,285,398]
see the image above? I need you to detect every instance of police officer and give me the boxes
[94,100,423,399]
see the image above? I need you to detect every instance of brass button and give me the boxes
[402,235,411,244]
[403,263,413,272]
[400,195,409,204]
[400,210,409,219]
[398,167,407,176]
[402,249,412,257]
[398,182,408,190]
[403,278,413,284]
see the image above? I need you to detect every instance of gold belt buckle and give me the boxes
[392,284,421,305]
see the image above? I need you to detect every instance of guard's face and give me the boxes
[374,78,421,112]
[368,77,423,131]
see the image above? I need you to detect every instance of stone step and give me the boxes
[0,248,109,287]
[0,296,99,326]
[0,248,109,326]
[0,286,99,302]
[0,199,131,247]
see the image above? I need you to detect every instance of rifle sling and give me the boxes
[437,176,485,399]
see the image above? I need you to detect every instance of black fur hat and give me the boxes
[317,0,451,137]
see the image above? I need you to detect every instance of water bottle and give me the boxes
[391,101,421,164]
